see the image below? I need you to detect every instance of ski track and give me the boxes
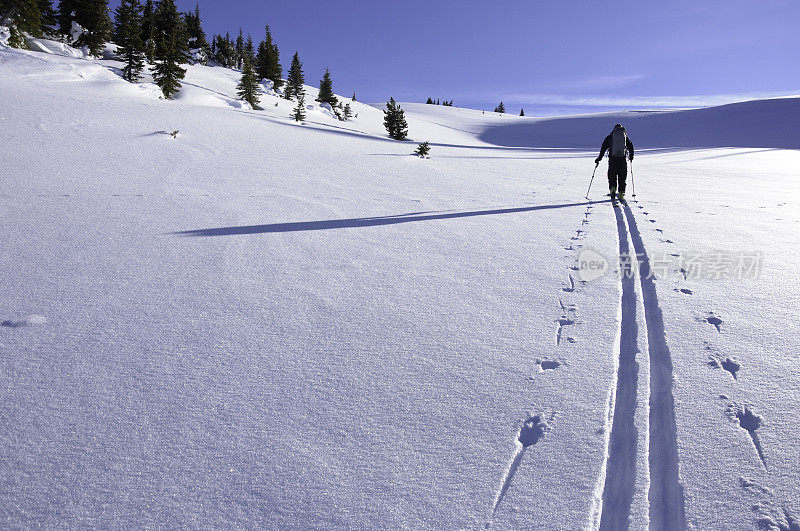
[596,203,641,531]
[622,203,687,530]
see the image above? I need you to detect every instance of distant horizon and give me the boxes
[108,0,800,114]
[367,94,800,119]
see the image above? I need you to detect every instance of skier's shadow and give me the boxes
[173,200,609,237]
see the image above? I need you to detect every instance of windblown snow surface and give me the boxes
[1,37,799,529]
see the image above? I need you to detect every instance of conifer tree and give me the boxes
[218,32,235,67]
[343,103,353,121]
[352,92,356,101]
[38,0,57,34]
[383,98,408,141]
[57,0,76,36]
[237,57,261,109]
[1,0,42,46]
[140,0,154,60]
[151,0,188,99]
[234,28,243,69]
[183,3,207,52]
[519,108,525,116]
[114,0,144,82]
[73,0,112,56]
[292,93,306,122]
[494,101,506,113]
[284,51,304,100]
[426,97,433,104]
[414,141,431,158]
[244,34,255,64]
[255,25,282,90]
[316,68,338,107]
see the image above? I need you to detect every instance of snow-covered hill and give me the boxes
[2,37,799,529]
[478,97,800,150]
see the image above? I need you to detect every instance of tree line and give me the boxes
[3,0,418,139]
[1,0,356,120]
[426,98,453,106]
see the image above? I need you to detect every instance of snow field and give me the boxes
[1,37,799,529]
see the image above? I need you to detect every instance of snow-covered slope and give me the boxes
[1,39,799,530]
[477,97,800,150]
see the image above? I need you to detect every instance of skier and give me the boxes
[595,124,634,201]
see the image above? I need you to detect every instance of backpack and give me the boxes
[611,127,628,157]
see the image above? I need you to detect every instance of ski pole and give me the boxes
[586,163,598,199]
[630,160,636,197]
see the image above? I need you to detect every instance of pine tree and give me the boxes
[352,92,356,102]
[284,51,304,100]
[38,0,57,34]
[243,35,253,63]
[182,4,208,62]
[291,93,306,122]
[57,0,76,36]
[114,0,144,82]
[140,0,154,60]
[183,4,207,50]
[519,108,525,116]
[73,0,112,56]
[2,0,42,45]
[151,0,188,99]
[268,34,282,89]
[255,25,282,90]
[316,68,338,107]
[237,57,261,109]
[343,103,353,121]
[383,98,408,141]
[414,141,431,158]
[234,28,243,69]
[216,32,234,67]
[494,101,506,113]
[426,97,433,104]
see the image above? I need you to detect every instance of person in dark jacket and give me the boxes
[595,124,634,200]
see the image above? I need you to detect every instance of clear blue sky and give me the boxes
[115,0,800,115]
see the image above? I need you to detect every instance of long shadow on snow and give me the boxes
[173,200,608,237]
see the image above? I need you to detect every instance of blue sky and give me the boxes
[116,0,800,114]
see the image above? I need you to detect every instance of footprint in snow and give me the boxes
[1,315,47,329]
[706,313,723,332]
[518,414,552,447]
[536,359,563,372]
[674,288,693,295]
[725,401,767,468]
[561,275,576,293]
[706,345,740,380]
[708,356,741,380]
[739,477,800,531]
